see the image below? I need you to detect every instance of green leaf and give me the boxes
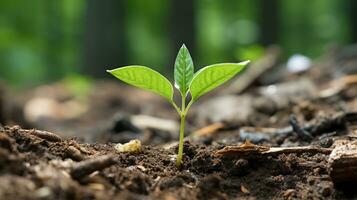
[189,61,250,101]
[107,66,174,102]
[174,44,194,96]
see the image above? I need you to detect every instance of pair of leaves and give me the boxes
[107,45,249,104]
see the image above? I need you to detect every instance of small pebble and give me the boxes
[320,138,333,148]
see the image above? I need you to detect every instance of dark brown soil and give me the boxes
[0,122,356,200]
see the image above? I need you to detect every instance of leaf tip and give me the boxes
[240,60,251,65]
[180,43,187,50]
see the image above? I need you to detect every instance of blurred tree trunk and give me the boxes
[258,0,280,46]
[45,0,63,80]
[348,0,357,43]
[169,0,195,69]
[83,0,127,78]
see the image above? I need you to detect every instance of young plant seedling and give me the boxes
[107,44,249,167]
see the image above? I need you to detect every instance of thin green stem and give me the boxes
[176,95,186,167]
[176,113,185,167]
[183,100,194,115]
[171,101,181,115]
[181,95,186,111]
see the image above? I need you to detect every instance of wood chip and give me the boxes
[240,184,250,194]
[192,122,225,137]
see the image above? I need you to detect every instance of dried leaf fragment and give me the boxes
[215,140,270,156]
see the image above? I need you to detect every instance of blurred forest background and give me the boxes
[0,0,356,87]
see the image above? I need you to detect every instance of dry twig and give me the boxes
[70,155,116,180]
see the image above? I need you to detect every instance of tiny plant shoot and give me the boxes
[107,44,249,167]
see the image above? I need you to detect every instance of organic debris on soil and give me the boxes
[0,125,351,200]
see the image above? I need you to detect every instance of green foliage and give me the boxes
[107,66,174,102]
[107,45,249,167]
[1,1,351,87]
[190,61,249,101]
[63,74,93,99]
[234,45,264,61]
[174,44,194,96]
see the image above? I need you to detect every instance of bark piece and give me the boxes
[328,141,357,184]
